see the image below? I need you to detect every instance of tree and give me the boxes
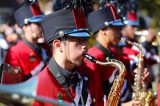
[139,0,160,28]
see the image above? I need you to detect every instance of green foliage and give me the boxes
[140,0,160,28]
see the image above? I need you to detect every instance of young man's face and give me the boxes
[63,36,89,66]
[123,25,138,39]
[29,23,43,39]
[107,26,122,45]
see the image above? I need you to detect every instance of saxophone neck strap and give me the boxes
[48,58,75,104]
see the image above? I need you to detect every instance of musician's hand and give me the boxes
[121,100,141,106]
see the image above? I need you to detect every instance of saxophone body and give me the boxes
[121,38,156,106]
[84,54,126,106]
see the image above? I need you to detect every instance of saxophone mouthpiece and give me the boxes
[84,54,97,63]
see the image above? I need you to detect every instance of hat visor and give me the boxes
[67,32,90,38]
[124,20,139,26]
[110,21,124,26]
[110,20,124,26]
[28,15,44,23]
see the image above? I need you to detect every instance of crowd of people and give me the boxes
[0,0,159,106]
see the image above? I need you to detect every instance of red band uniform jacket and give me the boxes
[83,41,137,104]
[33,59,94,106]
[3,40,45,84]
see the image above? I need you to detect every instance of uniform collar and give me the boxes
[23,38,39,50]
[49,58,80,86]
[94,41,115,59]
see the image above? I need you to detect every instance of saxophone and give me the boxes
[84,54,126,106]
[121,38,156,106]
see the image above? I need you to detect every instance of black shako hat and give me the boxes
[87,4,124,34]
[14,0,44,27]
[41,8,90,43]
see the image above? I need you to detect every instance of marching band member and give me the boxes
[33,0,98,105]
[3,0,49,84]
[84,3,141,106]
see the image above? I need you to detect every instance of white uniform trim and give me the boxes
[74,73,91,106]
[31,61,45,76]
